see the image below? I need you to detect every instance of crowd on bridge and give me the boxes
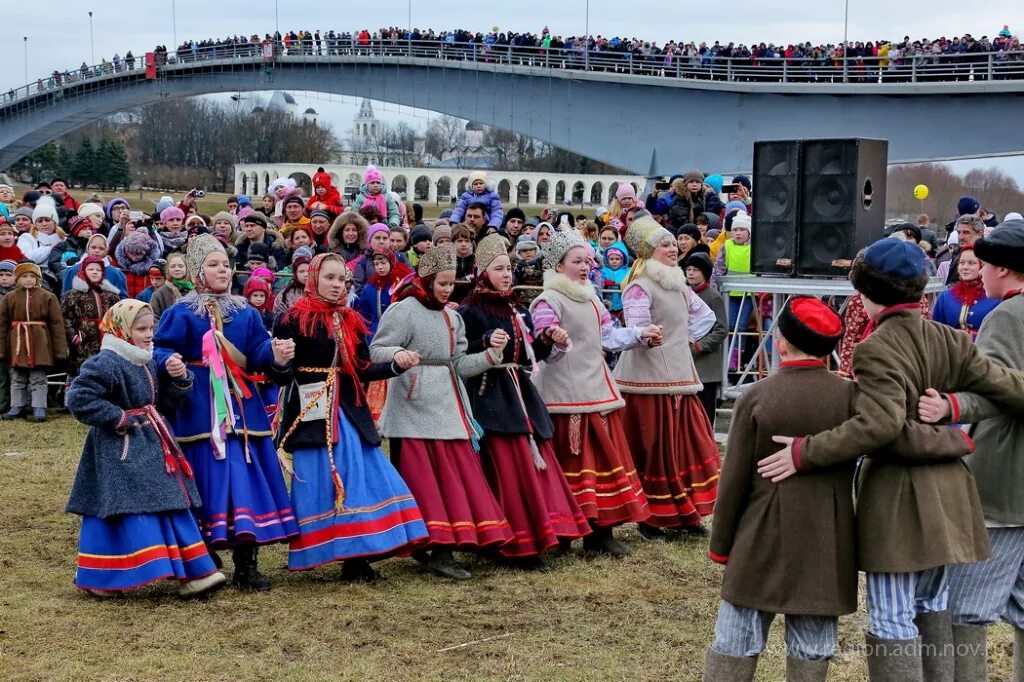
[3,162,1024,681]
[10,22,1024,98]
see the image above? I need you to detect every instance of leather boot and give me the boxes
[426,548,471,581]
[951,623,986,682]
[341,558,384,583]
[702,647,757,682]
[232,545,271,592]
[915,611,954,682]
[583,526,633,557]
[1014,627,1024,682]
[865,634,923,682]
[786,656,829,681]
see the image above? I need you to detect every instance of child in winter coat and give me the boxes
[450,171,504,229]
[0,260,12,413]
[0,259,14,297]
[512,236,544,307]
[354,248,412,343]
[351,166,400,228]
[65,299,227,598]
[136,261,167,304]
[61,255,122,386]
[0,219,26,263]
[600,241,630,316]
[243,277,275,331]
[0,262,68,422]
[305,169,345,216]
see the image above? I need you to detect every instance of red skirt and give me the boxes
[550,411,650,526]
[480,434,591,558]
[619,393,720,527]
[394,438,515,550]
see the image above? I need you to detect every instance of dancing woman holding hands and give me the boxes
[370,243,515,580]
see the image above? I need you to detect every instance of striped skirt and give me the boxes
[74,510,218,592]
[287,407,429,571]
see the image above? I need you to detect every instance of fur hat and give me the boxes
[431,224,452,244]
[77,202,104,219]
[212,211,238,230]
[476,233,511,271]
[541,227,588,270]
[122,231,155,261]
[14,261,42,283]
[777,296,844,358]
[418,242,457,278]
[975,219,1024,273]
[615,183,637,201]
[624,215,674,259]
[32,196,59,223]
[364,165,384,184]
[684,252,714,282]
[468,170,488,188]
[186,233,227,281]
[160,206,185,223]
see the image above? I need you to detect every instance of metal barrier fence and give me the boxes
[3,39,1023,110]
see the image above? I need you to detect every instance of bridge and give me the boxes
[2,41,1024,174]
[236,162,644,207]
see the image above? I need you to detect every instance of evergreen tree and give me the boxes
[100,137,132,190]
[72,138,97,186]
[7,142,64,183]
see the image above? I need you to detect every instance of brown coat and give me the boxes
[0,286,68,368]
[712,363,970,616]
[795,307,1024,573]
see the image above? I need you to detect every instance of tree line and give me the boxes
[887,164,1024,225]
[7,137,132,190]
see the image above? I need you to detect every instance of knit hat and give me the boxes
[185,234,227,281]
[283,195,305,210]
[431,224,452,244]
[250,267,275,284]
[247,243,270,263]
[211,211,238,230]
[159,206,184,223]
[615,183,637,201]
[684,252,714,282]
[68,215,93,237]
[777,296,844,358]
[148,259,167,276]
[78,202,104,219]
[155,196,175,214]
[733,175,752,192]
[468,170,488,188]
[14,261,42,282]
[418,242,457,277]
[1005,212,1024,222]
[677,223,702,242]
[541,227,588,270]
[243,212,268,229]
[122,231,154,261]
[291,245,315,267]
[704,174,724,195]
[410,224,432,247]
[32,196,58,222]
[13,206,34,221]
[105,198,130,220]
[683,169,704,185]
[364,165,384,184]
[0,259,16,273]
[308,209,332,222]
[725,200,747,215]
[236,206,255,221]
[957,196,980,216]
[731,212,752,233]
[624,215,674,259]
[504,207,526,225]
[476,233,511,271]
[237,195,251,206]
[366,223,390,243]
[312,171,332,188]
[515,238,538,254]
[974,219,1024,273]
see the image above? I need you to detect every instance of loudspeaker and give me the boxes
[797,138,888,277]
[751,140,801,275]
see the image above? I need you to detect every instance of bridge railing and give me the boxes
[3,39,1024,110]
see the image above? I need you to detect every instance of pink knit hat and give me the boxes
[615,183,637,201]
[364,165,384,184]
[160,206,185,222]
[367,222,390,242]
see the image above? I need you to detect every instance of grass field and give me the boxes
[0,414,1016,681]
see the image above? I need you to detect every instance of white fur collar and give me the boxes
[102,335,153,366]
[543,270,597,302]
[644,258,688,292]
[72,277,120,295]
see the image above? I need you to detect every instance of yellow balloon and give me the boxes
[913,184,930,201]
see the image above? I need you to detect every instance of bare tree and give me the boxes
[424,115,467,166]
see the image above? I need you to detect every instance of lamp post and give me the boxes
[275,0,279,35]
[171,0,178,49]
[89,11,95,64]
[842,0,850,82]
[584,0,590,71]
[23,37,28,86]
[407,0,411,33]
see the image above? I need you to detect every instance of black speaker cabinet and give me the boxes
[751,140,801,275]
[797,138,888,277]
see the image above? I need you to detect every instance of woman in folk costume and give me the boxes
[613,216,721,538]
[458,234,591,571]
[154,235,299,592]
[370,243,515,580]
[271,253,428,581]
[529,228,656,556]
[66,300,226,598]
[61,256,122,382]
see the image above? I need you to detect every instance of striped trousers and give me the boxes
[948,526,1024,629]
[866,567,948,639]
[711,600,838,660]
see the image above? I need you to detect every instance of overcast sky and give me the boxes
[6,1,1023,181]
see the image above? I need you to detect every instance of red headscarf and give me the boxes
[77,255,107,291]
[367,248,413,290]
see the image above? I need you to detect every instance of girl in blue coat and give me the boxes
[66,300,226,598]
[154,235,299,592]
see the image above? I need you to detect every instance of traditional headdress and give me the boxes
[622,215,675,288]
[541,227,587,270]
[475,233,511,272]
[186,234,227,283]
[417,242,458,277]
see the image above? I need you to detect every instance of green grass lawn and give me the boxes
[0,414,1014,681]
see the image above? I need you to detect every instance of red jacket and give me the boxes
[0,244,26,262]
[307,172,345,216]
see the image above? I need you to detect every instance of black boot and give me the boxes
[341,558,384,583]
[498,555,552,573]
[232,545,271,592]
[426,548,471,581]
[678,523,709,537]
[637,523,668,541]
[583,526,633,557]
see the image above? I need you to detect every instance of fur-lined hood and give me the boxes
[71,276,121,295]
[328,211,370,250]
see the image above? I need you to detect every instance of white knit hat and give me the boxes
[732,211,752,233]
[468,170,488,188]
[78,202,104,219]
[32,196,59,223]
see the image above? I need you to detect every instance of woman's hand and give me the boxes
[490,328,510,354]
[641,324,664,347]
[393,349,421,369]
[545,325,570,349]
[165,352,187,378]
[271,338,295,365]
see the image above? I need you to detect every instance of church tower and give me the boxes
[354,99,379,141]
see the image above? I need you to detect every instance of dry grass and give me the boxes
[0,415,1014,681]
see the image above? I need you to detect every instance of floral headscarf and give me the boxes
[100,299,154,343]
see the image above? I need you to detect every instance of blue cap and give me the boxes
[704,174,724,194]
[0,259,15,273]
[725,200,746,214]
[863,238,927,280]
[957,196,980,216]
[237,195,251,206]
